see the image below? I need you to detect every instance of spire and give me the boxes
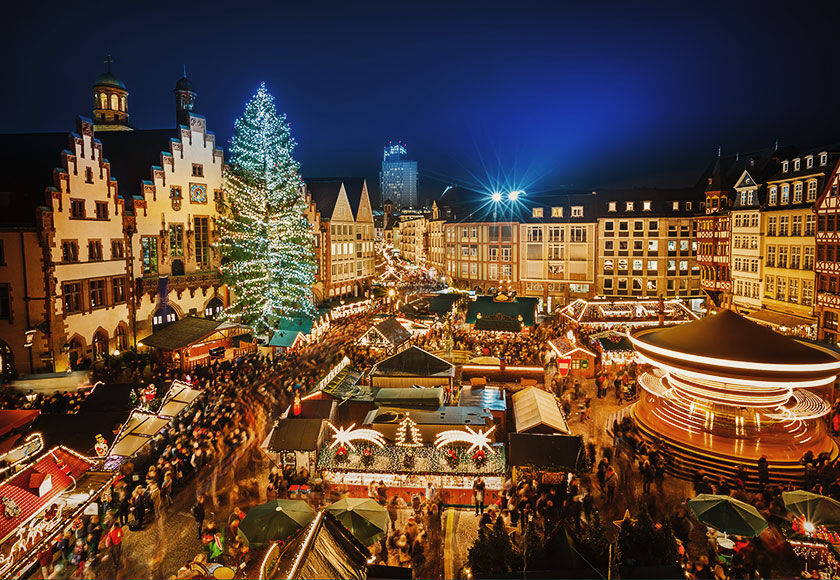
[183,64,187,78]
[104,54,113,73]
[717,145,721,158]
[774,138,779,151]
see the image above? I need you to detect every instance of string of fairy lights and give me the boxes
[215,83,316,337]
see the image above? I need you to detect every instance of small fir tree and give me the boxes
[578,510,615,576]
[467,516,517,577]
[216,84,315,336]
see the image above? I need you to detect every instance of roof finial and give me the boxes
[774,138,779,151]
[717,145,721,158]
[104,54,114,73]
[183,64,187,78]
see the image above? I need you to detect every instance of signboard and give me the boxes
[557,357,572,377]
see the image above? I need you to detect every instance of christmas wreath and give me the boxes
[403,450,415,469]
[472,449,486,467]
[446,448,459,467]
[361,447,374,466]
[335,445,349,462]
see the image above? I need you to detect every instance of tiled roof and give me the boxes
[0,448,92,543]
[96,129,178,202]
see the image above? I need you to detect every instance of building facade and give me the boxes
[814,153,840,343]
[596,189,701,301]
[379,143,418,209]
[444,221,520,293]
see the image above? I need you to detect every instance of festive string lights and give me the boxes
[395,415,423,447]
[434,425,496,454]
[215,83,316,336]
[327,422,386,449]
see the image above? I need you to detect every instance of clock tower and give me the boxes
[174,71,197,127]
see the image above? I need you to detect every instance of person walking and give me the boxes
[191,495,206,540]
[105,522,123,571]
[604,466,617,504]
[473,476,486,516]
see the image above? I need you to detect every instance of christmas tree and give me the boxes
[216,84,316,336]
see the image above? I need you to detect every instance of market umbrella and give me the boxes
[688,494,768,537]
[238,499,316,548]
[325,497,390,546]
[783,490,840,526]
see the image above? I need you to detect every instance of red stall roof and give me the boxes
[0,447,92,543]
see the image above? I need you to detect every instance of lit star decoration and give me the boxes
[395,415,423,447]
[215,83,316,337]
[328,422,386,450]
[434,425,496,454]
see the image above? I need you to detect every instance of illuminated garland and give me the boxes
[327,422,386,450]
[395,416,423,447]
[215,83,316,337]
[434,425,496,454]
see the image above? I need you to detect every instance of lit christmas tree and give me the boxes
[216,84,316,336]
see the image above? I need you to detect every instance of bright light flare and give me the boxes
[434,425,496,453]
[803,520,816,534]
[490,192,502,203]
[508,190,524,201]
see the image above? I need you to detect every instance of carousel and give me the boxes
[629,310,840,485]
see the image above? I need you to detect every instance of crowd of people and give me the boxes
[0,388,90,414]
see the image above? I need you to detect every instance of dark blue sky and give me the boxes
[4,1,840,203]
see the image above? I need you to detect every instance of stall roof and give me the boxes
[466,296,538,332]
[266,419,324,452]
[512,387,570,434]
[427,293,461,314]
[157,381,203,418]
[371,346,454,378]
[365,405,491,427]
[508,433,584,471]
[139,317,248,351]
[372,388,444,411]
[362,318,412,347]
[320,366,363,401]
[0,447,92,543]
[280,512,369,580]
[0,410,40,440]
[269,317,315,348]
[458,386,506,412]
[108,411,171,458]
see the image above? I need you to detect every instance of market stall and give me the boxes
[548,338,597,379]
[369,346,455,390]
[138,317,252,369]
[590,330,637,367]
[356,317,412,355]
[263,418,326,474]
[466,295,538,333]
[511,386,570,435]
[560,297,698,327]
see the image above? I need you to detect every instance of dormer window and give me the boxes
[821,153,828,166]
[571,206,583,217]
[672,201,680,211]
[642,201,652,211]
[551,207,563,217]
[625,201,634,211]
[806,156,814,169]
[532,208,543,218]
[782,161,789,173]
[685,202,692,211]
[794,159,800,171]
[608,201,617,212]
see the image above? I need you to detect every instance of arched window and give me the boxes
[153,305,178,331]
[808,180,818,201]
[0,340,15,380]
[794,182,803,203]
[99,93,107,109]
[92,331,109,360]
[115,325,128,351]
[120,96,126,111]
[204,297,224,319]
[110,94,118,110]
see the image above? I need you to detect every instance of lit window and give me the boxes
[532,208,543,218]
[608,201,617,212]
[551,207,563,217]
[571,206,583,217]
[806,156,814,169]
[643,201,652,211]
[794,159,800,171]
[820,153,828,166]
[782,161,789,172]
[672,201,679,210]
[625,202,634,211]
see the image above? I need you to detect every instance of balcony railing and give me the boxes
[139,270,222,297]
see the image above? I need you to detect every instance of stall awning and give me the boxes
[511,387,570,434]
[108,411,171,458]
[745,309,816,330]
[371,346,454,378]
[266,419,324,452]
[427,293,461,315]
[508,433,584,471]
[140,317,249,351]
[157,381,203,418]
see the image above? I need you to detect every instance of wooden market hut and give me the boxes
[356,317,412,355]
[369,346,455,390]
[139,317,252,369]
[511,386,570,435]
[549,339,597,379]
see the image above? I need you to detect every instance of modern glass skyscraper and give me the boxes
[379,142,418,209]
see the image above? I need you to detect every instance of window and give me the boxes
[648,240,658,252]
[807,156,814,169]
[791,247,801,269]
[768,216,777,236]
[110,94,118,110]
[804,246,814,270]
[501,247,511,262]
[608,201,617,212]
[489,246,498,260]
[603,278,613,290]
[821,153,828,166]
[551,207,563,218]
[769,187,777,205]
[648,220,658,232]
[549,226,563,242]
[604,240,614,251]
[85,167,93,183]
[803,280,814,306]
[680,240,689,251]
[95,201,108,220]
[488,263,498,280]
[469,263,477,275]
[70,199,85,219]
[781,184,790,204]
[792,216,802,236]
[642,201,652,211]
[532,208,543,218]
[751,259,759,273]
[461,245,469,257]
[667,259,676,272]
[668,240,676,251]
[604,221,614,232]
[779,216,789,236]
[527,227,543,242]
[751,213,759,227]
[789,279,799,303]
[794,182,803,203]
[571,206,583,217]
[470,245,478,257]
[501,264,511,279]
[807,181,818,202]
[782,161,789,173]
[776,277,787,300]
[194,217,210,268]
[570,226,586,242]
[766,245,776,267]
[634,221,644,231]
[0,285,8,320]
[192,163,204,177]
[604,259,614,272]
[63,282,82,313]
[88,240,103,261]
[110,239,124,259]
[672,201,680,211]
[765,275,774,297]
[625,202,634,211]
[618,259,628,271]
[679,260,688,272]
[647,260,657,272]
[112,276,125,303]
[115,325,128,350]
[806,214,816,236]
[61,241,79,263]
[170,186,182,199]
[141,237,158,274]
[169,224,184,257]
[794,159,801,171]
[548,244,563,260]
[89,279,106,309]
[778,246,788,268]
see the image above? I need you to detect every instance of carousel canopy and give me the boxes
[371,346,455,378]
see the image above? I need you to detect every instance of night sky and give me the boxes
[4,1,840,203]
